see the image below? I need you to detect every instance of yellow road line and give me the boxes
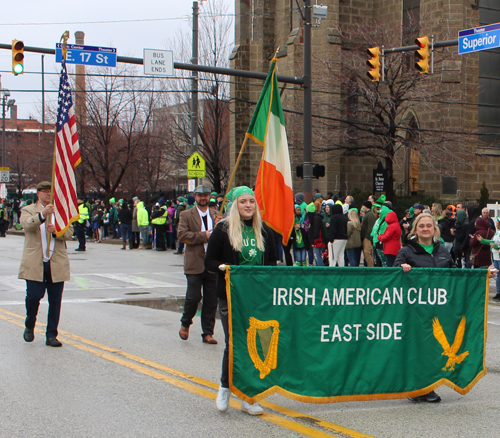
[0,307,374,438]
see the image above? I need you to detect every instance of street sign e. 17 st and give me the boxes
[143,49,174,76]
[458,22,500,55]
[55,44,117,67]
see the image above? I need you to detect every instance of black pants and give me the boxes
[131,231,140,248]
[180,270,218,338]
[154,225,166,250]
[76,223,86,249]
[219,298,230,388]
[25,261,64,339]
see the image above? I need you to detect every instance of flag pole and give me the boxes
[46,30,70,258]
[219,136,249,215]
[220,48,280,215]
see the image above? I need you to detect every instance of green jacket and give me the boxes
[371,205,391,245]
[136,202,149,227]
[174,203,186,227]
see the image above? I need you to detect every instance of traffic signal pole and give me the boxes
[191,1,199,156]
[303,0,313,204]
[384,38,458,55]
[0,43,304,85]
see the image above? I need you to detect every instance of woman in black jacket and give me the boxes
[327,204,348,266]
[205,186,276,416]
[394,213,455,403]
[117,202,133,250]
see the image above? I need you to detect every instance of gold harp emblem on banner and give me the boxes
[432,316,469,371]
[247,317,280,379]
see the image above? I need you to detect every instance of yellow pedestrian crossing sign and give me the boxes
[187,152,206,178]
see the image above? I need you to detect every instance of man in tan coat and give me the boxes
[177,185,218,344]
[19,181,73,347]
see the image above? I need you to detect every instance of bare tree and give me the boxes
[313,19,475,200]
[163,0,232,193]
[77,65,168,199]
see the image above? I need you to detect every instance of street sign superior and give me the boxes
[459,22,500,55]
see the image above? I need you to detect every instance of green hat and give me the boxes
[177,196,187,202]
[306,202,316,213]
[314,193,323,199]
[373,195,386,208]
[36,181,51,191]
[109,197,115,204]
[349,207,359,213]
[211,191,218,197]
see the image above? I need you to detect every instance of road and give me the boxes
[1,234,500,438]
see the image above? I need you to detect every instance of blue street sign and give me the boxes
[55,44,117,67]
[458,22,500,55]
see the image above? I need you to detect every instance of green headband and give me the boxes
[230,186,255,201]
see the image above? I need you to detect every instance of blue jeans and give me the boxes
[113,222,121,238]
[346,247,362,267]
[494,260,500,294]
[121,224,132,244]
[313,247,325,266]
[293,248,307,264]
[385,253,396,267]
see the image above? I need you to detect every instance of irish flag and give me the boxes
[247,56,294,245]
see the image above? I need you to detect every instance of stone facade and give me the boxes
[230,0,498,204]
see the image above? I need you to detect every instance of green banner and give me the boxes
[227,266,488,404]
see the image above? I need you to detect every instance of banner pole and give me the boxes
[220,135,249,215]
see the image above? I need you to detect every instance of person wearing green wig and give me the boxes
[205,186,277,416]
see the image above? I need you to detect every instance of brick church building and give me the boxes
[229,0,500,203]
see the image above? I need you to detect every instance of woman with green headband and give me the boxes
[205,186,277,416]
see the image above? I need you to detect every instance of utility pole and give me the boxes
[191,1,199,156]
[1,89,11,168]
[41,55,45,138]
[302,0,313,204]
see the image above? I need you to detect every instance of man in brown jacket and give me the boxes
[177,185,218,344]
[19,181,73,347]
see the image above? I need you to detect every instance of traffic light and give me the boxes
[296,164,303,179]
[313,164,325,178]
[366,47,381,82]
[12,40,24,75]
[415,36,429,74]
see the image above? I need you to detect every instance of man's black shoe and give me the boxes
[23,328,34,342]
[46,338,63,347]
[75,248,85,251]
[493,294,500,302]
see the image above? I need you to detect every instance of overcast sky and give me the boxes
[0,0,234,120]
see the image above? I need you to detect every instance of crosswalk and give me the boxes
[0,273,184,293]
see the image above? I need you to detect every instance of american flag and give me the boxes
[53,60,80,237]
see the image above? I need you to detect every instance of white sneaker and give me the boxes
[216,386,231,412]
[241,400,264,416]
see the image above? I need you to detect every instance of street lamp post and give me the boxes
[1,89,15,168]
[1,89,10,168]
